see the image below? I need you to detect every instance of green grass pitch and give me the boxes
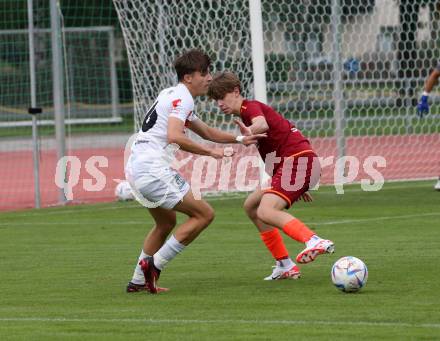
[0,181,439,340]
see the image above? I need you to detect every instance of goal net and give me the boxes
[113,0,440,192]
[0,26,121,128]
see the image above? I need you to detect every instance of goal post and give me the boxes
[113,0,440,190]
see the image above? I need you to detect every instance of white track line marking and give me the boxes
[2,180,434,217]
[0,317,438,329]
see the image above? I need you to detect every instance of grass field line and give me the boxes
[1,212,439,227]
[301,212,440,226]
[0,317,438,329]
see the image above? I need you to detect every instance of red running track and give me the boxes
[1,134,439,211]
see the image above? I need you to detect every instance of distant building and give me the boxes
[265,0,435,80]
[321,0,431,60]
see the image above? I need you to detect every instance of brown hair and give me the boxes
[173,49,211,81]
[207,72,241,100]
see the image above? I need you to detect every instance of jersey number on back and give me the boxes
[142,101,158,132]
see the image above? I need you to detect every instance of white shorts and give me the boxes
[126,162,190,210]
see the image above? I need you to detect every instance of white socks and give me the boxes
[153,235,186,270]
[131,236,186,284]
[276,257,295,269]
[131,250,150,285]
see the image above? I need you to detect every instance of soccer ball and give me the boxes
[114,180,135,201]
[331,256,368,293]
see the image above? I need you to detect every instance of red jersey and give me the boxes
[240,99,313,161]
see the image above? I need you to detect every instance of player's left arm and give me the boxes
[417,68,440,117]
[187,119,265,145]
[300,192,313,202]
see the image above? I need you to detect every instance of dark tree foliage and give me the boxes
[59,0,119,28]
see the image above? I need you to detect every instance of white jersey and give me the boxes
[131,83,198,162]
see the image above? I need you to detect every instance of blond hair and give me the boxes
[207,72,241,100]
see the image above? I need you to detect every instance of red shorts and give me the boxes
[263,150,320,208]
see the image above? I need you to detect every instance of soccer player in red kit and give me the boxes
[208,72,334,280]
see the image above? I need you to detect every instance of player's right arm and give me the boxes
[167,117,225,158]
[187,118,266,145]
[424,68,440,93]
[237,101,269,134]
[235,116,269,135]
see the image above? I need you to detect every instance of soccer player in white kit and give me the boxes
[125,49,265,293]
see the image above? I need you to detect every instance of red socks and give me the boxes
[282,219,314,243]
[260,219,315,261]
[260,229,289,260]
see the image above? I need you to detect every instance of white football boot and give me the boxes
[434,178,440,191]
[264,264,301,280]
[296,239,335,264]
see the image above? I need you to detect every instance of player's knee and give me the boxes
[186,202,215,229]
[193,205,214,230]
[243,199,253,216]
[201,206,215,227]
[256,205,270,224]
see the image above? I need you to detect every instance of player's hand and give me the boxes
[223,147,234,157]
[416,95,429,118]
[234,119,252,136]
[209,148,234,159]
[300,192,313,202]
[241,133,267,146]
